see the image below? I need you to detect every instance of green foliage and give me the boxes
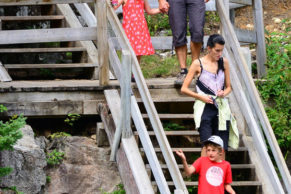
[48,132,71,139]
[163,122,185,131]
[101,184,126,194]
[145,14,171,36]
[140,54,192,78]
[64,113,81,127]
[46,176,51,184]
[46,149,65,166]
[0,167,13,178]
[4,186,24,194]
[257,29,291,154]
[0,105,7,112]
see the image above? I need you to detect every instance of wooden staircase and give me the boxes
[134,96,262,193]
[0,3,98,81]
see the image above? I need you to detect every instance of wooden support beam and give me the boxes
[0,62,12,82]
[96,0,109,86]
[253,0,266,77]
[0,0,94,6]
[0,27,96,45]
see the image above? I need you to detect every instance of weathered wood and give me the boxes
[74,3,96,27]
[0,15,64,21]
[121,51,132,138]
[155,181,262,186]
[217,2,290,192]
[96,0,109,85]
[107,4,188,192]
[0,0,94,6]
[56,4,99,79]
[234,27,257,43]
[230,0,252,5]
[142,114,193,119]
[253,0,266,77]
[0,47,86,53]
[105,90,170,194]
[146,163,255,169]
[4,63,96,69]
[97,122,109,147]
[0,62,12,82]
[102,91,154,194]
[134,131,199,136]
[0,27,96,45]
[141,147,248,152]
[98,103,141,194]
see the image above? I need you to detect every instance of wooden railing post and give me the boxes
[96,0,109,86]
[252,0,266,77]
[110,50,132,161]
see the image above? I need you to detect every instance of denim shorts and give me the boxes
[198,104,230,151]
[168,0,206,47]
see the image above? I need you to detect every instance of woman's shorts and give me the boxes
[168,0,206,47]
[198,103,230,151]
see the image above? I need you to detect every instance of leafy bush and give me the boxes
[257,28,291,155]
[46,149,65,166]
[48,132,71,139]
[64,113,80,127]
[101,184,126,194]
[0,105,26,178]
[163,122,185,131]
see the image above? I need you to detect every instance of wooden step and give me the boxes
[4,63,96,69]
[146,163,255,170]
[142,113,193,119]
[134,130,199,136]
[0,15,65,21]
[152,181,262,186]
[0,47,86,53]
[140,147,248,152]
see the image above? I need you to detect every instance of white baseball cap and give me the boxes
[204,135,224,149]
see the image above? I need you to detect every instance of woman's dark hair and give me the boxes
[207,34,225,48]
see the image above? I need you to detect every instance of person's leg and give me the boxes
[168,0,188,84]
[213,117,230,160]
[137,55,141,64]
[187,0,205,62]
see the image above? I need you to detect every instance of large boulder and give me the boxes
[45,136,121,194]
[0,125,47,194]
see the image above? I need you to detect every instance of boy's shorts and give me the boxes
[198,104,230,151]
[168,0,206,47]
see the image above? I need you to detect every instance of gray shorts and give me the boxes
[168,0,206,47]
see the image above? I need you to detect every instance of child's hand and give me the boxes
[175,149,186,161]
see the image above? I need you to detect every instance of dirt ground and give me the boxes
[235,0,291,34]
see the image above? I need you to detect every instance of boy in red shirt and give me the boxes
[176,135,236,194]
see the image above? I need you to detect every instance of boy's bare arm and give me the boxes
[225,184,236,194]
[175,149,195,176]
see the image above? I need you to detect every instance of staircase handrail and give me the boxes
[216,1,291,193]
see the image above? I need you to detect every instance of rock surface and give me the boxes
[0,125,47,194]
[45,136,121,194]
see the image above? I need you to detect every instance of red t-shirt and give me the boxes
[192,157,232,194]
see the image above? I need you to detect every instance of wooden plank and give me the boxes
[154,181,262,186]
[135,131,199,136]
[56,4,99,79]
[142,114,193,119]
[234,28,257,43]
[74,3,96,27]
[4,63,96,69]
[96,0,109,85]
[102,91,155,194]
[0,0,94,6]
[253,0,266,77]
[0,15,65,21]
[230,0,252,5]
[0,27,96,45]
[0,47,86,53]
[98,103,141,194]
[0,62,12,82]
[146,163,255,169]
[141,147,248,152]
